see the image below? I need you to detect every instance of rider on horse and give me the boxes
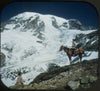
[71,39,76,55]
[71,39,81,56]
[59,39,84,63]
[72,39,77,49]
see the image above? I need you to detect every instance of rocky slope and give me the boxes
[10,58,98,90]
[75,30,99,51]
[67,19,97,30]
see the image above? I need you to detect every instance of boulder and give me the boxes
[67,81,80,90]
[89,76,97,83]
[81,77,89,84]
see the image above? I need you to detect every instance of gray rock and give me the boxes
[10,84,24,89]
[0,52,6,67]
[89,76,97,83]
[81,77,89,84]
[67,81,80,90]
[68,19,82,30]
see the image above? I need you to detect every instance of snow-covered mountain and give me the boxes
[0,12,98,87]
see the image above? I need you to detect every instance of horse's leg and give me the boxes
[79,54,82,62]
[68,55,72,64]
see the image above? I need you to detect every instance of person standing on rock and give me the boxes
[16,72,23,85]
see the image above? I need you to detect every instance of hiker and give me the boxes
[16,72,23,85]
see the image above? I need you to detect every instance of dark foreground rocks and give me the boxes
[10,58,98,90]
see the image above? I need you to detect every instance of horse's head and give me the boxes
[59,45,65,51]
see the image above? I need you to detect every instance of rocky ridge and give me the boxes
[75,30,99,51]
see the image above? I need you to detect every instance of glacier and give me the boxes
[0,12,98,87]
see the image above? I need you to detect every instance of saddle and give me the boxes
[70,48,80,56]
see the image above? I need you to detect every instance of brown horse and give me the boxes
[59,45,84,64]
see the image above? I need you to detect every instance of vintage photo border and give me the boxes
[0,0,100,91]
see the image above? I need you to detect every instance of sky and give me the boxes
[1,1,99,27]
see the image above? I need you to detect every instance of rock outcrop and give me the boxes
[75,30,99,51]
[0,52,6,67]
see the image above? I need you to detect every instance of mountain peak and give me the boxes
[11,12,40,19]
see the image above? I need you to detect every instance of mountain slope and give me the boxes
[0,12,98,87]
[10,58,98,90]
